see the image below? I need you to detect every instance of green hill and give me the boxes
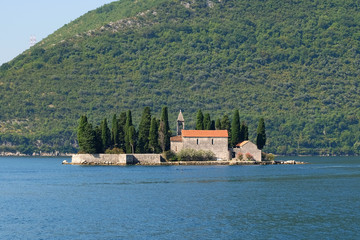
[0,0,359,155]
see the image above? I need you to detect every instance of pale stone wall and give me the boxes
[171,141,183,153]
[72,154,162,165]
[182,137,230,160]
[233,142,262,162]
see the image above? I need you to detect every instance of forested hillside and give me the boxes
[0,0,359,155]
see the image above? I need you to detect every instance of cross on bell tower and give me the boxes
[177,110,185,136]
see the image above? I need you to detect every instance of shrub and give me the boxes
[245,152,255,161]
[163,150,177,161]
[177,148,216,161]
[236,152,244,161]
[105,147,125,154]
[262,152,275,161]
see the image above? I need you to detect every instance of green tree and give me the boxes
[118,112,127,151]
[256,118,266,150]
[210,120,215,130]
[203,113,211,130]
[111,114,119,148]
[220,114,231,133]
[159,106,171,152]
[244,124,249,141]
[137,107,152,153]
[215,118,221,130]
[239,121,247,143]
[196,109,204,130]
[128,125,137,154]
[82,123,97,154]
[94,125,103,153]
[124,110,133,153]
[149,117,160,153]
[231,110,241,147]
[101,118,111,151]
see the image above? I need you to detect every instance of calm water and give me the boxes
[0,156,359,240]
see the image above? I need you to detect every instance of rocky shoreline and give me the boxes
[63,159,307,166]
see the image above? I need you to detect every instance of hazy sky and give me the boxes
[0,0,115,65]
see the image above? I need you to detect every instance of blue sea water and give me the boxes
[0,156,359,240]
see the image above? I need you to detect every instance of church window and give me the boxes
[212,139,214,145]
[197,139,199,145]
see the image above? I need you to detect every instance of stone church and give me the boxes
[170,111,230,160]
[170,111,262,161]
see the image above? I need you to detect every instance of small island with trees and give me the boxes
[68,107,305,166]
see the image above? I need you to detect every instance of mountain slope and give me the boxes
[0,0,359,155]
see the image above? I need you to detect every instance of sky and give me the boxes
[0,0,115,65]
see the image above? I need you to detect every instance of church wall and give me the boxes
[182,137,230,160]
[171,141,184,153]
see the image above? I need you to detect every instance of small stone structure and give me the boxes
[72,154,163,165]
[232,141,262,162]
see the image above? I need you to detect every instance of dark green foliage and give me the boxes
[128,125,137,154]
[101,118,111,152]
[256,118,266,150]
[94,125,103,153]
[231,110,241,147]
[215,119,221,130]
[118,112,127,151]
[1,0,360,155]
[239,121,248,143]
[196,110,204,130]
[82,123,97,154]
[210,120,215,130]
[159,106,170,152]
[220,115,231,133]
[203,113,211,130]
[111,114,119,148]
[124,110,133,153]
[149,117,161,153]
[137,107,151,153]
[244,123,249,141]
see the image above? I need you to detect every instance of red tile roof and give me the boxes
[170,135,183,142]
[236,141,249,147]
[182,130,228,138]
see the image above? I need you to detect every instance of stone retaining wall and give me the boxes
[72,154,163,165]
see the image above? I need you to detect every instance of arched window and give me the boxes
[197,139,199,145]
[212,139,214,145]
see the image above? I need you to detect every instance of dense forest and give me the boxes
[0,0,359,155]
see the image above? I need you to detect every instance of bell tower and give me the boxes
[177,110,185,136]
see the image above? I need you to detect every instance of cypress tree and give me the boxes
[256,118,266,150]
[159,106,171,152]
[82,123,97,154]
[77,115,88,153]
[203,113,211,130]
[149,117,160,153]
[94,125,103,153]
[244,124,249,141]
[196,110,204,130]
[231,110,241,147]
[101,118,111,151]
[215,118,221,130]
[111,114,119,148]
[210,120,215,130]
[239,121,246,143]
[124,110,133,153]
[118,112,127,151]
[128,126,137,154]
[137,107,152,153]
[220,114,231,133]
